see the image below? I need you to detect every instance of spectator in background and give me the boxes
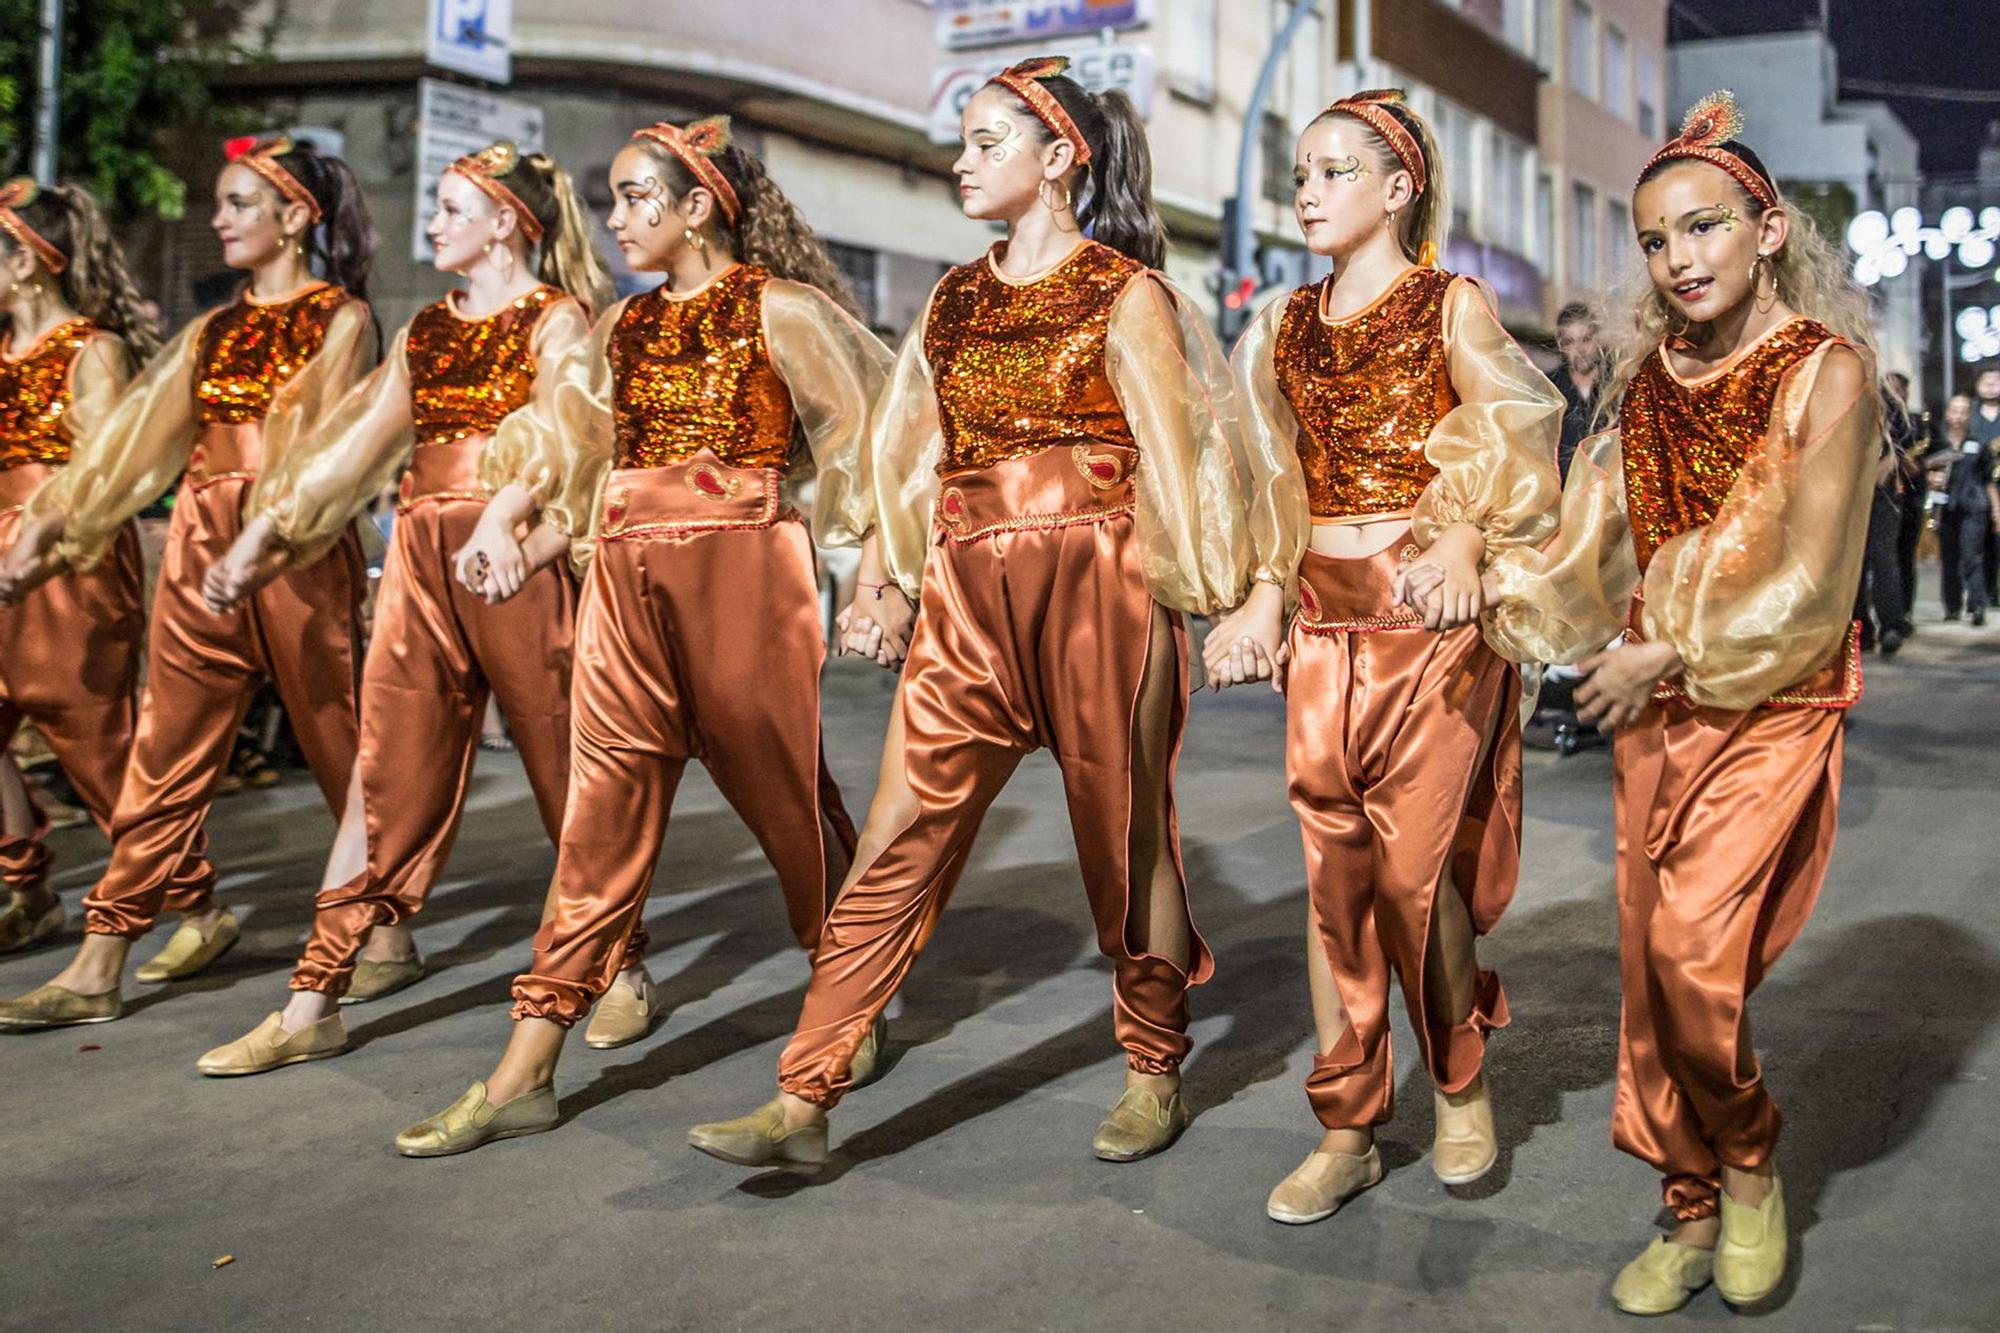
[1934,394,1993,625]
[1887,372,1927,632]
[1549,300,1607,480]
[1971,367,2000,606]
[1858,374,1914,654]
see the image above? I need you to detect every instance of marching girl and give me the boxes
[0,180,215,955]
[391,116,892,1156]
[1210,90,1563,1223]
[190,143,621,1076]
[1482,94,1877,1313]
[0,137,376,1029]
[688,57,1262,1172]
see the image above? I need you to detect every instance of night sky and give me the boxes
[1672,0,1998,176]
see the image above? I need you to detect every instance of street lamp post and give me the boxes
[32,0,62,186]
[1848,206,2000,400]
[1220,0,1315,340]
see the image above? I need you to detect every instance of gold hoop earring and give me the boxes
[684,226,706,253]
[1751,252,1778,312]
[1038,178,1074,215]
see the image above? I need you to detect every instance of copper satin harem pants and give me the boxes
[83,423,365,939]
[0,464,213,902]
[510,453,855,1025]
[778,443,1213,1110]
[289,439,586,996]
[1612,669,1847,1221]
[1285,537,1520,1130]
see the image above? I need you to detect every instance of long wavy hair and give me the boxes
[4,183,162,358]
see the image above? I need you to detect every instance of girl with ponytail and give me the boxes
[389,116,895,1155]
[188,143,622,1075]
[1210,89,1564,1222]
[0,136,378,1032]
[0,179,210,958]
[688,57,1258,1173]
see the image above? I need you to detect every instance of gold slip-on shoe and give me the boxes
[1612,1237,1715,1316]
[848,1014,889,1089]
[0,899,64,955]
[688,1098,829,1169]
[1266,1146,1385,1224]
[583,972,660,1049]
[341,955,426,1005]
[0,982,121,1031]
[1433,1079,1499,1185]
[1093,1086,1191,1162]
[394,1081,559,1158]
[1714,1176,1787,1306]
[134,910,239,983]
[197,1011,349,1076]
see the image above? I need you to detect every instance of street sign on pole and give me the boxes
[928,43,1156,145]
[427,0,513,85]
[411,78,543,262]
[935,0,1155,51]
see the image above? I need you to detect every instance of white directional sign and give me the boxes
[410,78,543,262]
[427,0,513,85]
[928,42,1156,145]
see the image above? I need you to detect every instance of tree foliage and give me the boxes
[0,1,278,221]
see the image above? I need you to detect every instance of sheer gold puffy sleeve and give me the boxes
[866,292,947,600]
[249,323,414,566]
[1641,340,1876,708]
[1106,271,1256,615]
[253,299,378,498]
[1482,429,1639,664]
[63,333,135,439]
[481,296,623,572]
[24,315,210,570]
[1411,277,1564,557]
[1226,291,1314,597]
[762,278,894,549]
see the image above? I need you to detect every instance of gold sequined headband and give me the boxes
[1637,91,1777,210]
[1323,89,1427,199]
[0,178,67,274]
[447,142,544,244]
[631,117,742,225]
[226,135,325,225]
[989,57,1092,166]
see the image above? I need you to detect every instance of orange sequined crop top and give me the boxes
[0,318,98,469]
[1619,317,1833,570]
[408,287,562,447]
[195,284,355,426]
[1275,267,1459,518]
[924,241,1141,473]
[608,265,796,470]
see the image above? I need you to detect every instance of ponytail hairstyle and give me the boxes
[631,117,863,319]
[3,181,161,358]
[1315,89,1449,267]
[988,58,1168,270]
[231,135,378,304]
[455,143,614,313]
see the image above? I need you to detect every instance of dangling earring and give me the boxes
[1751,251,1777,312]
[1037,178,1074,215]
[683,226,706,253]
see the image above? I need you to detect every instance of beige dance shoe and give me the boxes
[1612,1237,1715,1315]
[848,1014,889,1089]
[1093,1086,1191,1162]
[394,1081,559,1158]
[197,1011,349,1076]
[1265,1145,1384,1224]
[1714,1175,1787,1306]
[1432,1077,1499,1185]
[134,909,239,983]
[584,971,661,1049]
[0,982,121,1031]
[342,954,426,1005]
[687,1098,830,1169]
[0,897,63,954]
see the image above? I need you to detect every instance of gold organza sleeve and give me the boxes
[1226,291,1314,596]
[762,278,895,548]
[1483,429,1639,663]
[866,291,946,600]
[1411,277,1564,556]
[1641,340,1877,708]
[24,314,211,570]
[63,333,136,438]
[249,323,415,566]
[481,296,624,572]
[252,299,378,508]
[1106,271,1256,615]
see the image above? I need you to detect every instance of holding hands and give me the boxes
[1572,637,1682,729]
[838,581,916,670]
[0,511,67,605]
[202,514,294,613]
[1202,579,1288,694]
[1390,522,1487,631]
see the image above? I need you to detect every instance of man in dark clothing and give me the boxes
[1935,394,1996,625]
[1549,301,1606,481]
[1889,374,1928,629]
[1857,379,1912,653]
[1970,368,2000,606]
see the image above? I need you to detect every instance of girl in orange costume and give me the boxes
[0,179,216,956]
[0,138,376,1030]
[391,117,893,1157]
[1211,91,1562,1222]
[188,142,629,1076]
[688,58,1264,1172]
[1483,94,1877,1314]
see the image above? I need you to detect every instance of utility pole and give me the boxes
[33,0,63,185]
[1221,0,1316,340]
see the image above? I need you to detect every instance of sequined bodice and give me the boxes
[608,266,795,470]
[1275,268,1458,518]
[1620,318,1832,570]
[925,241,1140,473]
[0,319,97,469]
[408,287,560,447]
[195,284,354,426]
